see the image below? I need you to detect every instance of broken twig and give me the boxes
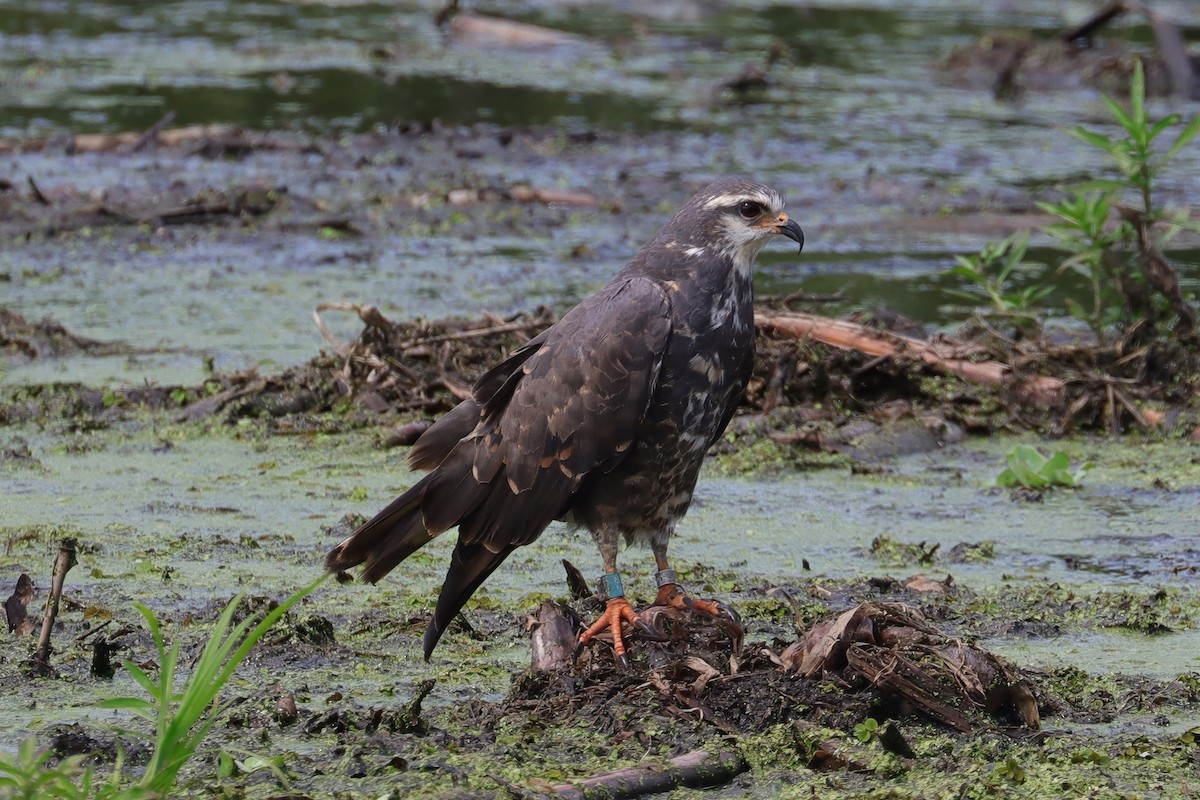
[1059,1,1128,46]
[126,110,178,153]
[27,176,51,206]
[32,539,78,672]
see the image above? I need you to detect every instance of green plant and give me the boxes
[1068,747,1111,765]
[950,61,1199,340]
[947,231,1050,324]
[852,717,879,744]
[0,737,88,800]
[867,534,939,566]
[1069,60,1200,216]
[99,575,326,795]
[996,445,1090,489]
[0,578,323,798]
[994,755,1026,784]
[214,750,290,783]
[0,737,149,800]
[1036,190,1126,334]
[1038,59,1200,339]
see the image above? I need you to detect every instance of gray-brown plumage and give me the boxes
[325,178,803,659]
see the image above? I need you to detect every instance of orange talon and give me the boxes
[578,597,642,663]
[654,581,740,624]
[653,582,682,608]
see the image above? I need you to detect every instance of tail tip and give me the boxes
[422,621,443,661]
[324,539,360,576]
[323,545,365,583]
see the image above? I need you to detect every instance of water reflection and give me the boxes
[7,69,673,134]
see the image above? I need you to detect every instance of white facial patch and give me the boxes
[701,189,782,212]
[715,214,777,271]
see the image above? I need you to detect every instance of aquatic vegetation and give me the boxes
[995,445,1090,489]
[1040,61,1200,340]
[949,60,1200,342]
[0,736,150,800]
[946,231,1049,328]
[100,577,325,794]
[0,578,324,799]
[853,717,880,744]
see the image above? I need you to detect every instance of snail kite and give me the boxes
[326,178,804,661]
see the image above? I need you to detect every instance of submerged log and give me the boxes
[448,12,587,49]
[550,749,748,799]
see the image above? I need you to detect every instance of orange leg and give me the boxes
[651,565,740,623]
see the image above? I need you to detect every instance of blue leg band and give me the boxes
[598,571,625,600]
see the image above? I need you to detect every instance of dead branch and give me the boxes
[1143,8,1196,99]
[1059,1,1128,46]
[550,749,747,799]
[448,12,585,48]
[508,185,598,206]
[32,539,78,673]
[73,617,113,644]
[1116,205,1197,334]
[755,311,1066,408]
[27,176,51,206]
[0,125,238,155]
[408,318,548,347]
[313,302,381,357]
[126,110,178,153]
[845,644,974,732]
[154,188,279,226]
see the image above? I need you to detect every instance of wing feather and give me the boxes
[484,277,671,499]
[408,400,480,471]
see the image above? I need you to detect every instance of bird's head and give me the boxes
[671,178,804,268]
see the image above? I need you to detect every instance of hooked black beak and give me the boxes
[777,218,804,252]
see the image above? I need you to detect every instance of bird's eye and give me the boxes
[737,200,762,219]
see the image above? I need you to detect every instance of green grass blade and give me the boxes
[97,697,158,722]
[162,595,276,757]
[1166,114,1200,161]
[1129,60,1146,133]
[1067,179,1124,194]
[171,596,246,722]
[142,701,227,792]
[116,660,159,699]
[1100,96,1133,135]
[1069,126,1115,153]
[130,603,164,655]
[214,576,326,696]
[135,576,328,794]
[1145,114,1178,145]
